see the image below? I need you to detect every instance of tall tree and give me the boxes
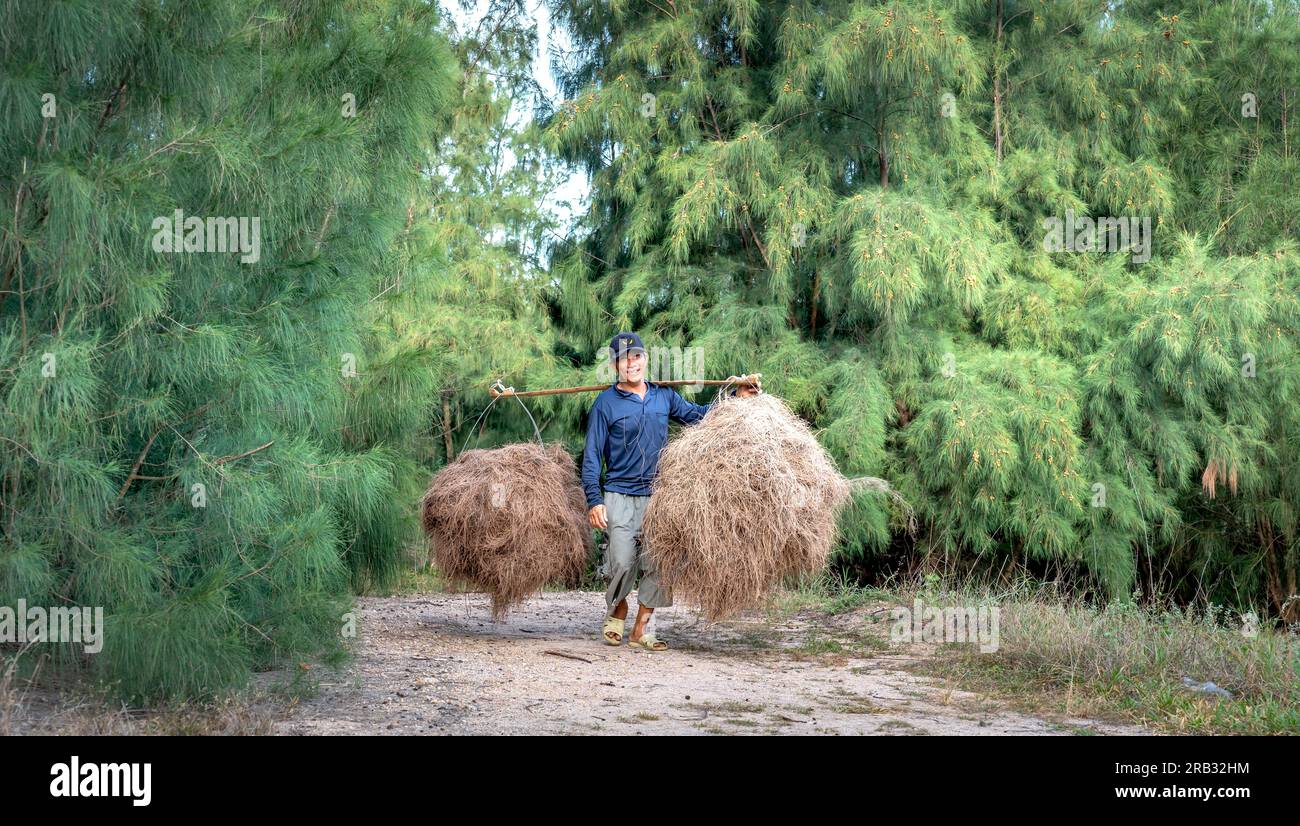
[543,0,1300,619]
[414,0,588,464]
[0,0,457,699]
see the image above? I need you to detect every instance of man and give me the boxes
[582,331,760,651]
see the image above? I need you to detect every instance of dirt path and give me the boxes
[273,591,1148,735]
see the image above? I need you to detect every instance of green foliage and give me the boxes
[542,0,1300,622]
[3,0,1298,703]
[0,0,457,700]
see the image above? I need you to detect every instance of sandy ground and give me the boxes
[271,591,1148,736]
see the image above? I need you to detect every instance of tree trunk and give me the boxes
[992,0,1005,162]
[1263,521,1298,624]
[809,270,822,338]
[441,390,454,463]
[878,118,889,187]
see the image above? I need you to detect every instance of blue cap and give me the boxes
[608,331,646,361]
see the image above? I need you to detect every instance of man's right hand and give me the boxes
[588,504,608,530]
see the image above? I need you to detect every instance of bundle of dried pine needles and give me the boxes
[420,443,591,618]
[643,394,853,620]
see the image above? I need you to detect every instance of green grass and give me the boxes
[878,719,927,734]
[772,572,893,616]
[694,724,729,734]
[395,559,446,595]
[770,573,1300,735]
[914,595,1300,735]
[797,634,847,655]
[833,700,883,714]
[695,700,766,715]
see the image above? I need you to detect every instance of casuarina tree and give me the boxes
[542,0,1300,621]
[0,0,457,699]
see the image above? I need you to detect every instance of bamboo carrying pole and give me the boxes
[488,373,762,398]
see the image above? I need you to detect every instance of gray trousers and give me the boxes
[603,491,672,615]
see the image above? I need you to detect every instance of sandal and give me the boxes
[629,634,668,651]
[602,615,625,646]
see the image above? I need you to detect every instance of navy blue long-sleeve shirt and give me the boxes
[581,382,713,507]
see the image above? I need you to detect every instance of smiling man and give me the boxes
[582,332,760,651]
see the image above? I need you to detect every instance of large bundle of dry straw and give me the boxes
[643,393,852,620]
[420,442,591,618]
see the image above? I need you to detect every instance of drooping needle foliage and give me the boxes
[541,0,1300,622]
[0,0,458,699]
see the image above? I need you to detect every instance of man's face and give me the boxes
[614,350,646,383]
